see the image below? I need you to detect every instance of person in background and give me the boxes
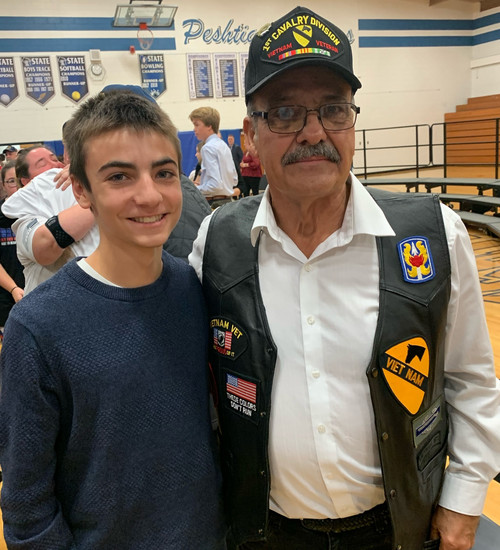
[0,89,225,549]
[1,145,98,293]
[163,174,211,262]
[239,143,263,197]
[189,106,237,209]
[0,161,24,331]
[227,134,244,190]
[2,146,18,162]
[189,140,204,184]
[190,6,500,550]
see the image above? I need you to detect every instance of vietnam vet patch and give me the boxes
[224,370,259,423]
[398,236,435,284]
[210,317,247,360]
[382,337,429,415]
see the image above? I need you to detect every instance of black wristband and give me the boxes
[45,215,75,248]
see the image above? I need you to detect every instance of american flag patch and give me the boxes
[214,329,232,350]
[226,373,257,403]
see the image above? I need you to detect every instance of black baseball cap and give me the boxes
[101,84,156,104]
[245,6,361,103]
[2,145,17,153]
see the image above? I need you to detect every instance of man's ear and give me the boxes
[243,116,257,150]
[72,179,92,210]
[20,177,30,187]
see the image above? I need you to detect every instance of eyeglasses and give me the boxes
[251,103,360,134]
[4,178,17,186]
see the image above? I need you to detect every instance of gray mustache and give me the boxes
[281,143,341,166]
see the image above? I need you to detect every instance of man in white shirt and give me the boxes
[189,106,237,208]
[2,145,98,293]
[189,6,500,550]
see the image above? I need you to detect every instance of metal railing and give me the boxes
[354,117,500,179]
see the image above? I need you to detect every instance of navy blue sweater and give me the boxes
[0,252,225,549]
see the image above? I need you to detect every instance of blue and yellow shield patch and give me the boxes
[398,236,435,284]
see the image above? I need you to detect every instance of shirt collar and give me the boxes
[250,173,395,249]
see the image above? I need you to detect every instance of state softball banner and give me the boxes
[57,56,88,104]
[0,57,19,107]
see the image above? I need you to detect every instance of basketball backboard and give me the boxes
[113,3,177,27]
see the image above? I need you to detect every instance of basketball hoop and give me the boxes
[137,22,154,50]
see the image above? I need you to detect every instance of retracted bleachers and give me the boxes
[360,177,500,239]
[445,94,500,178]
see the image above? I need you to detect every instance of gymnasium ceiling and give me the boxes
[429,0,500,11]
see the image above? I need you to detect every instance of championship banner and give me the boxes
[22,56,55,106]
[239,53,248,95]
[0,57,19,107]
[214,53,238,98]
[57,56,88,104]
[139,54,166,99]
[187,53,214,99]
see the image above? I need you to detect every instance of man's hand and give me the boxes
[53,165,72,191]
[430,506,480,550]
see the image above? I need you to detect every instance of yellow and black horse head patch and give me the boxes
[382,337,429,415]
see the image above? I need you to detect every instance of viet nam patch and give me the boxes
[398,236,435,284]
[382,337,429,415]
[210,317,247,360]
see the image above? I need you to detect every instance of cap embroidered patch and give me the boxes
[382,337,429,415]
[210,317,247,360]
[245,6,361,100]
[260,13,344,65]
[398,236,435,284]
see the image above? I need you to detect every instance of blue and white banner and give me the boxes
[57,55,88,103]
[139,54,166,99]
[187,53,214,99]
[22,56,54,105]
[0,57,19,107]
[214,53,239,98]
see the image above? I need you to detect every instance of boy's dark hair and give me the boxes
[15,145,51,183]
[64,90,182,191]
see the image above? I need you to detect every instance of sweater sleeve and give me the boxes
[0,316,76,549]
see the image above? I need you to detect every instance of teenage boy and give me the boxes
[189,106,237,208]
[0,90,225,549]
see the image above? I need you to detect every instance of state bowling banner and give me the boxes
[139,54,166,99]
[57,56,88,104]
[0,57,19,107]
[22,56,55,106]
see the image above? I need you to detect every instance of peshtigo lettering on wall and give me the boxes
[183,18,257,45]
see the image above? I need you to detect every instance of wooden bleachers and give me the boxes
[445,94,500,176]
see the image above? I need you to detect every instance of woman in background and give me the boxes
[0,161,24,333]
[240,143,263,197]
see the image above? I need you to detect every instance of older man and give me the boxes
[190,6,500,550]
[1,145,98,293]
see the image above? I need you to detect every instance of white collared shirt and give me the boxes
[190,173,500,519]
[198,134,237,197]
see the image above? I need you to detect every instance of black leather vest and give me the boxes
[202,189,451,550]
